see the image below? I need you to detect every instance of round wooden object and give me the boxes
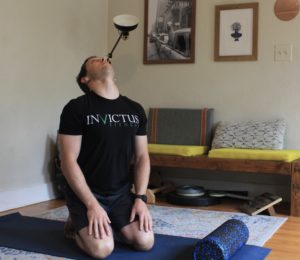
[274,0,299,21]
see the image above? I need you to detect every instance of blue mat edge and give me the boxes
[0,212,271,260]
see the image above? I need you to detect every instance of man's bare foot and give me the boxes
[64,216,76,239]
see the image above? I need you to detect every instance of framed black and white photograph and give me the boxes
[143,0,196,64]
[214,3,258,61]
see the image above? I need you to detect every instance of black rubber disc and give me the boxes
[166,191,221,206]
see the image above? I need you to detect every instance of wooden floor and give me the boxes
[1,198,300,259]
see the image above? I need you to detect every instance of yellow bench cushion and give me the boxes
[209,148,300,162]
[148,144,208,157]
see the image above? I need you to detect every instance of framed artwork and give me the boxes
[214,2,258,61]
[143,0,196,64]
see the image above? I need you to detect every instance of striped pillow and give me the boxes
[147,108,214,146]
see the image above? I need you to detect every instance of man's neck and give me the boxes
[89,78,119,100]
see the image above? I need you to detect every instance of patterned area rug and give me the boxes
[0,205,287,259]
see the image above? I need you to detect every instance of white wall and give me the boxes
[108,0,300,149]
[1,0,299,211]
[0,0,108,211]
[108,0,300,200]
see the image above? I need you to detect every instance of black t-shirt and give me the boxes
[58,91,147,195]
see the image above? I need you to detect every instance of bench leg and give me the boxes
[267,206,276,216]
[291,162,300,216]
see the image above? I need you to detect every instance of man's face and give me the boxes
[85,57,114,81]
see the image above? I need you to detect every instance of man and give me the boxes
[58,56,154,259]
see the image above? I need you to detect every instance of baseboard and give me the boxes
[0,182,57,212]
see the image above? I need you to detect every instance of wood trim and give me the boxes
[150,154,292,175]
[291,160,300,216]
[214,2,259,61]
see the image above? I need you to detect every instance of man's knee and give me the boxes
[92,241,114,259]
[132,232,155,251]
[76,235,114,259]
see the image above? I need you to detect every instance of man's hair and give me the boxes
[76,56,96,93]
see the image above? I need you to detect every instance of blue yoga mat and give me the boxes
[0,213,271,260]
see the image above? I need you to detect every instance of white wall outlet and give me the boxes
[274,44,293,62]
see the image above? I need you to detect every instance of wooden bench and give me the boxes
[149,154,300,217]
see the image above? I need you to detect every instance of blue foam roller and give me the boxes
[194,219,249,260]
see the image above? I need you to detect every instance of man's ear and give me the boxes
[81,76,90,84]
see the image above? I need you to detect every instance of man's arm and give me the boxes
[133,135,150,195]
[58,134,111,238]
[130,135,152,231]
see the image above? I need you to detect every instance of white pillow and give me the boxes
[211,119,286,150]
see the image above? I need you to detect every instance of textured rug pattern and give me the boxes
[36,205,286,246]
[0,205,286,259]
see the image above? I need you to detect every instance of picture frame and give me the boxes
[214,2,258,61]
[143,0,196,64]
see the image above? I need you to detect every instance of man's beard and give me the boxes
[90,66,114,82]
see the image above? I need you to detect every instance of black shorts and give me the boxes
[64,184,136,232]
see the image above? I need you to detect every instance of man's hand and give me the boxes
[130,199,152,232]
[87,204,112,239]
